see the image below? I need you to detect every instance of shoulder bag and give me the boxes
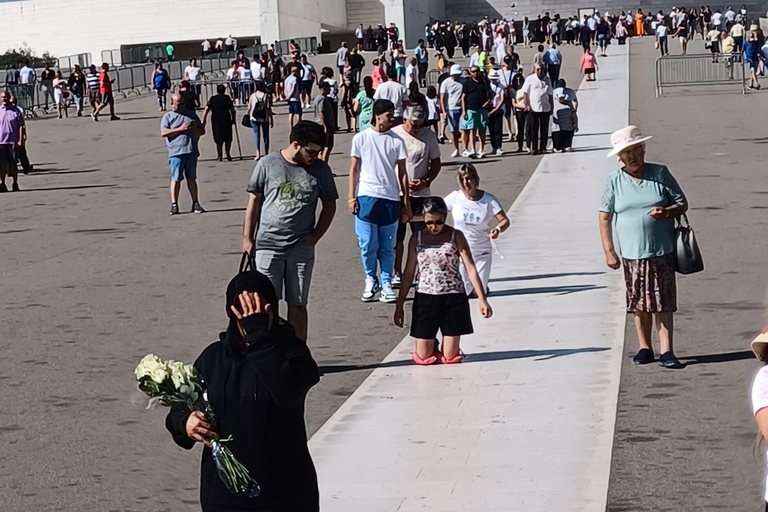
[673,212,703,274]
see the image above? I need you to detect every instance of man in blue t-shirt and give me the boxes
[414,39,429,87]
[160,93,206,215]
[544,43,563,83]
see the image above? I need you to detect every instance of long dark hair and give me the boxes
[363,76,374,98]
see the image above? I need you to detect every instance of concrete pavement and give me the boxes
[309,44,629,511]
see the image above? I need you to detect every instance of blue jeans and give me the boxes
[354,217,398,284]
[251,121,270,154]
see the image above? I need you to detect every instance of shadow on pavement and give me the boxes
[30,168,101,176]
[488,284,606,297]
[489,271,605,283]
[318,346,610,374]
[19,184,116,192]
[679,350,755,366]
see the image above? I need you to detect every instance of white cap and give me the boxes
[450,64,462,76]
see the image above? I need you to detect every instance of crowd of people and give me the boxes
[10,6,768,512]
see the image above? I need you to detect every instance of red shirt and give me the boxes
[98,70,112,94]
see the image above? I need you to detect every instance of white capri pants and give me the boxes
[461,244,492,295]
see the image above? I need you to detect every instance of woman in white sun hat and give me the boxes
[598,125,689,369]
[751,328,768,511]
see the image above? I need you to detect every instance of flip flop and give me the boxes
[411,352,438,365]
[438,351,464,364]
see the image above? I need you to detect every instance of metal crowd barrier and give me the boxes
[655,53,746,97]
[171,79,256,109]
[56,53,91,72]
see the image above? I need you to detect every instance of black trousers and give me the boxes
[548,64,560,84]
[552,130,574,151]
[527,111,550,152]
[658,36,668,56]
[515,110,527,151]
[488,111,504,152]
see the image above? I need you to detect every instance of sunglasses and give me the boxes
[425,220,445,226]
[302,146,321,158]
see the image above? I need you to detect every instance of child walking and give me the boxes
[425,86,440,139]
[394,197,492,365]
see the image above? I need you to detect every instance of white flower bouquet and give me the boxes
[134,354,261,498]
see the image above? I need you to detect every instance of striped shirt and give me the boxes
[86,72,100,92]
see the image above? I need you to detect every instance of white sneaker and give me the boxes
[451,149,459,158]
[461,150,471,158]
[476,151,485,159]
[379,282,397,303]
[494,149,503,156]
[391,273,402,288]
[361,277,380,302]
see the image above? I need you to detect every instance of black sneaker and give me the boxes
[192,202,205,214]
[0,183,7,193]
[91,113,98,122]
[110,115,120,121]
[11,182,19,192]
[632,348,655,365]
[658,351,683,369]
[170,203,179,215]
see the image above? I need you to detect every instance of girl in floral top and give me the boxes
[394,197,492,365]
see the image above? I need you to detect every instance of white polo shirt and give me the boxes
[521,73,552,113]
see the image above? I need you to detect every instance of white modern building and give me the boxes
[1,0,763,62]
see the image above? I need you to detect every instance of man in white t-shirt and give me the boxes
[19,61,35,85]
[521,64,552,155]
[440,64,465,157]
[225,35,236,52]
[469,47,480,68]
[356,24,365,50]
[712,9,724,30]
[348,98,411,303]
[201,39,211,56]
[373,74,408,125]
[184,58,205,107]
[405,57,417,89]
[284,64,303,128]
[391,105,441,285]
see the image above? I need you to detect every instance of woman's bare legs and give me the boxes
[415,337,437,359]
[441,335,461,359]
[633,311,653,351]
[656,312,674,354]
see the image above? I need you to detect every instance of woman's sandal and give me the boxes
[437,351,465,364]
[411,352,439,365]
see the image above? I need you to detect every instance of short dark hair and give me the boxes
[537,44,544,51]
[217,84,226,94]
[373,99,394,117]
[422,197,448,217]
[290,121,327,148]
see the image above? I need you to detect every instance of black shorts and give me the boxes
[101,93,114,104]
[396,196,426,242]
[301,80,313,95]
[0,144,15,165]
[410,292,473,339]
[324,129,335,148]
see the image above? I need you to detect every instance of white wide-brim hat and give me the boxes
[607,125,653,157]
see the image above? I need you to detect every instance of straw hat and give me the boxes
[607,125,653,157]
[752,327,768,362]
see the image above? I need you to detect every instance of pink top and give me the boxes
[416,230,464,295]
[581,53,596,69]
[372,66,384,88]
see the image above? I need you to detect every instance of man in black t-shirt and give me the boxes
[461,65,491,158]
[41,64,55,110]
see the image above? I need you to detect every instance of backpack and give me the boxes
[250,93,267,122]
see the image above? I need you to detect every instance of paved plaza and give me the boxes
[0,38,765,512]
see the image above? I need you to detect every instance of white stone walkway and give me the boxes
[309,45,629,512]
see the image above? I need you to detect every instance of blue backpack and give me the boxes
[154,69,169,89]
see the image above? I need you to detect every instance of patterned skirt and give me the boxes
[622,253,677,313]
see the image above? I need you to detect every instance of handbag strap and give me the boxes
[239,252,256,273]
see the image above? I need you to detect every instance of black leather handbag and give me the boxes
[673,213,703,274]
